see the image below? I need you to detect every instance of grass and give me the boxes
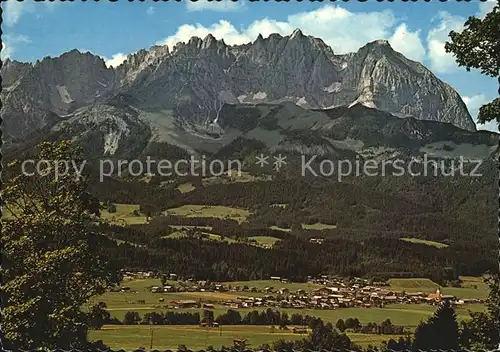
[4,203,149,226]
[388,278,439,291]
[269,226,292,232]
[94,278,488,333]
[163,231,188,239]
[103,303,486,328]
[400,237,449,248]
[164,205,251,224]
[459,276,489,290]
[302,223,337,230]
[170,225,213,230]
[89,325,404,349]
[388,277,489,300]
[202,171,270,187]
[176,183,196,193]
[348,332,406,347]
[101,204,148,225]
[202,233,239,243]
[445,276,490,300]
[3,207,15,220]
[90,325,304,350]
[248,236,281,247]
[163,231,239,243]
[94,279,319,313]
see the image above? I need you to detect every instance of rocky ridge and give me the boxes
[1,30,478,150]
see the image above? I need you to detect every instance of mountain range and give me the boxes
[2,29,498,284]
[2,29,496,161]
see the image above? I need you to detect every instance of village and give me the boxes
[117,271,483,311]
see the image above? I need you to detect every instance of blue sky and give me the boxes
[2,0,498,131]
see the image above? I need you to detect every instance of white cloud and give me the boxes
[1,42,12,60]
[478,0,496,18]
[186,0,244,13]
[147,6,155,15]
[156,20,252,49]
[462,94,498,132]
[78,49,129,68]
[426,11,465,74]
[157,5,425,61]
[426,1,498,73]
[463,94,488,117]
[477,120,499,132]
[389,23,426,62]
[4,1,29,27]
[102,53,128,68]
[1,34,31,60]
[3,0,59,27]
[285,6,398,53]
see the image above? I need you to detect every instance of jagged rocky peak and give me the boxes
[119,30,475,131]
[290,28,305,39]
[116,44,170,83]
[124,45,170,63]
[188,36,203,47]
[171,34,229,56]
[268,33,283,42]
[38,49,110,72]
[252,33,266,49]
[1,58,33,88]
[357,39,398,59]
[1,48,118,143]
[202,33,217,48]
[372,39,390,46]
[27,49,115,112]
[2,29,479,144]
[34,49,111,76]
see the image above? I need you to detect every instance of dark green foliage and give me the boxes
[88,302,113,330]
[384,336,412,351]
[297,317,354,351]
[336,319,347,332]
[460,274,500,349]
[2,141,121,350]
[216,310,242,325]
[445,0,500,125]
[272,339,295,351]
[344,317,362,331]
[123,311,142,325]
[202,309,215,324]
[107,202,117,213]
[413,300,459,351]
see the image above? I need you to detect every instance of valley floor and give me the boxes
[89,277,488,349]
[90,325,405,349]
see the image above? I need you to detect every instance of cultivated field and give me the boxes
[101,204,148,225]
[90,276,488,349]
[176,183,196,193]
[399,237,449,248]
[89,325,403,350]
[269,226,292,232]
[248,236,281,246]
[101,303,485,329]
[94,278,487,324]
[302,223,337,230]
[202,171,271,187]
[164,205,251,224]
[388,277,489,300]
[170,225,213,230]
[163,231,239,243]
